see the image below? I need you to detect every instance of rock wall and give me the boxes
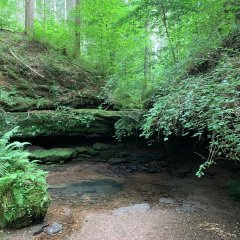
[0,109,126,138]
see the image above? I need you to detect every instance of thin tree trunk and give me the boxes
[74,0,81,57]
[144,20,151,84]
[43,0,46,31]
[52,0,57,20]
[64,0,67,20]
[159,0,177,63]
[25,0,35,35]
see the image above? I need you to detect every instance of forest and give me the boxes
[0,0,240,239]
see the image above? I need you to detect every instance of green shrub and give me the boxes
[0,128,50,229]
[227,180,240,201]
[141,54,240,176]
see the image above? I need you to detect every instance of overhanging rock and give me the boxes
[0,109,127,138]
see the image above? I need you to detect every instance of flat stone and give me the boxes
[44,222,63,235]
[159,198,176,205]
[113,203,150,216]
[181,203,196,213]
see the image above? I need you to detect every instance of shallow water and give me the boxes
[1,161,240,240]
[49,179,124,204]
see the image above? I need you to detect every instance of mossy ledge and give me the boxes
[0,109,126,138]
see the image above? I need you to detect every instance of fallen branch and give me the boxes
[8,46,45,78]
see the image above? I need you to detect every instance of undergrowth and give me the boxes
[0,128,50,228]
[141,53,240,176]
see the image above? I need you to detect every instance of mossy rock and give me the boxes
[0,173,50,229]
[93,142,110,151]
[0,109,125,138]
[30,148,77,163]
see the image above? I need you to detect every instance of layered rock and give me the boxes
[0,109,125,138]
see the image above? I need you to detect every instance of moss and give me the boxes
[30,148,78,163]
[0,31,102,111]
[0,174,50,229]
[0,109,125,138]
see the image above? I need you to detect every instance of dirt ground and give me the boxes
[1,161,240,240]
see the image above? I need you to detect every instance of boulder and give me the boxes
[30,148,77,163]
[76,147,90,154]
[44,222,63,235]
[93,142,110,151]
[115,151,131,158]
[99,149,116,160]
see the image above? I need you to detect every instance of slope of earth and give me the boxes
[0,30,103,112]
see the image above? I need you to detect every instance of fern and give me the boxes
[0,128,50,229]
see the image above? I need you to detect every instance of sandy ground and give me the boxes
[1,161,240,240]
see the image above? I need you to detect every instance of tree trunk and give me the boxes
[52,0,57,20]
[43,0,46,31]
[64,0,67,20]
[159,0,177,63]
[25,0,35,35]
[74,0,81,57]
[144,20,151,85]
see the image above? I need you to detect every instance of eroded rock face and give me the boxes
[0,109,124,138]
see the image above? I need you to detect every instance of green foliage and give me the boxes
[142,53,240,173]
[114,111,143,141]
[0,0,20,31]
[0,127,50,228]
[227,180,240,201]
[114,117,138,141]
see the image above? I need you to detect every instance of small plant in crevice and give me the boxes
[0,127,50,229]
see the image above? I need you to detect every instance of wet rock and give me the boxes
[113,203,151,216]
[29,148,77,163]
[167,165,192,178]
[93,142,110,151]
[147,161,161,173]
[44,222,63,235]
[26,145,45,152]
[159,161,169,167]
[181,203,196,213]
[108,158,129,165]
[115,151,131,158]
[76,147,90,154]
[99,149,116,159]
[159,198,177,205]
[88,149,99,156]
[143,152,164,161]
[78,154,92,158]
[113,143,126,149]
